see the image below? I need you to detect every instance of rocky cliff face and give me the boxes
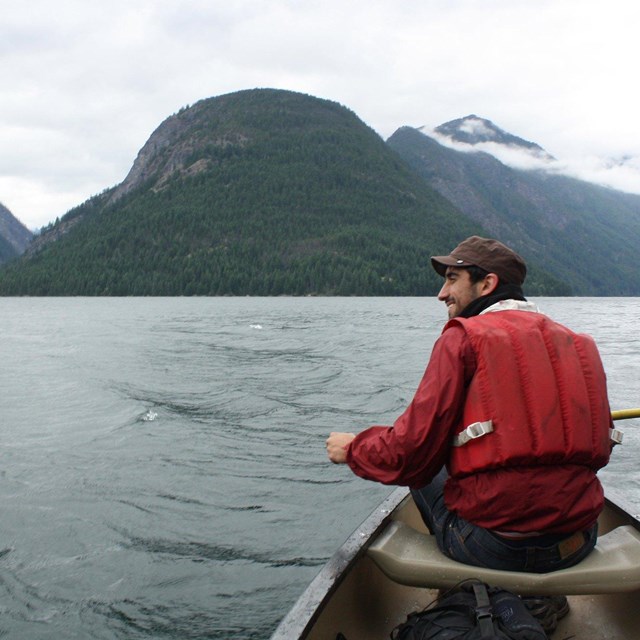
[29,95,256,253]
[108,99,251,204]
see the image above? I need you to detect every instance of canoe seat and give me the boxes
[367,521,640,595]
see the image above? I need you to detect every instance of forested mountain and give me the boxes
[0,202,33,264]
[387,125,640,295]
[0,89,492,296]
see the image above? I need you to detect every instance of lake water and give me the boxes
[1,297,639,639]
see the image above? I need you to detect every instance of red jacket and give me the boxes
[346,309,612,534]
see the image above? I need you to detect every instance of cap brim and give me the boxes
[430,255,474,277]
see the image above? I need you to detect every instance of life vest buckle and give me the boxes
[453,420,494,447]
[610,427,624,446]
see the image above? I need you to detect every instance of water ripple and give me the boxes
[2,297,638,639]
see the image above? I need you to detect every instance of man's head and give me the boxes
[431,237,527,319]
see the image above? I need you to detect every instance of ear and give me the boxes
[479,273,499,295]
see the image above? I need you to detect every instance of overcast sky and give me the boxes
[2,0,640,230]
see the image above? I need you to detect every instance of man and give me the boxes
[326,236,613,576]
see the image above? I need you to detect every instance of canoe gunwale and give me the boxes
[270,487,408,640]
[600,486,640,532]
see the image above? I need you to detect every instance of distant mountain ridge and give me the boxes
[0,202,33,264]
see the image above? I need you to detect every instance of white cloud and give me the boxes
[557,154,640,195]
[429,128,640,196]
[428,130,555,170]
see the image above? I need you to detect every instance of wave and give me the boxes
[116,532,326,569]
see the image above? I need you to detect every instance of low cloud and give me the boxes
[557,154,640,196]
[428,129,640,196]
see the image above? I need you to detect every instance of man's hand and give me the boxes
[326,432,356,464]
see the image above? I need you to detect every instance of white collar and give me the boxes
[480,299,540,315]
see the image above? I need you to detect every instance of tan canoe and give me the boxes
[271,487,640,639]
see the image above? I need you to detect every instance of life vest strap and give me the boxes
[453,422,622,447]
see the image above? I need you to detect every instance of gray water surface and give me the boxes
[1,297,639,639]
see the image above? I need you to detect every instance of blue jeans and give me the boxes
[410,469,597,573]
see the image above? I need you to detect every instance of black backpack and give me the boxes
[390,580,547,640]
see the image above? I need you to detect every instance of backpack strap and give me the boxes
[471,582,496,638]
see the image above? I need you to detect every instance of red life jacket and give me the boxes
[445,310,612,478]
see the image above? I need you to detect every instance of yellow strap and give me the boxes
[611,408,640,421]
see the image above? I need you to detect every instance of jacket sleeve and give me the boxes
[345,325,474,488]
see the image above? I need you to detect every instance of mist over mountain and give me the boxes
[387,124,640,295]
[425,115,640,196]
[433,115,555,162]
[0,202,33,265]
